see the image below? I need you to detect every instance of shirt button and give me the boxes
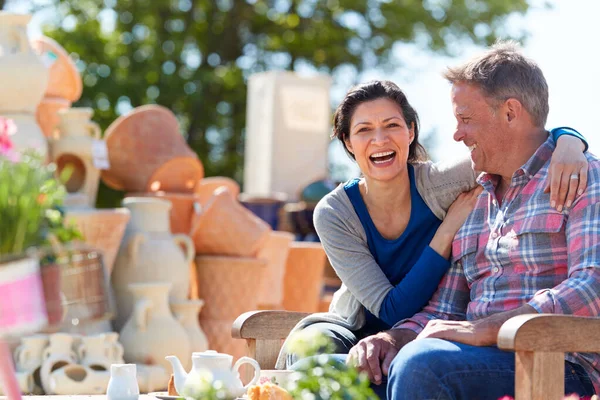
[493,266,500,273]
[491,232,498,239]
[456,262,462,269]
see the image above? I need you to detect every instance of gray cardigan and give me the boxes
[275,155,477,368]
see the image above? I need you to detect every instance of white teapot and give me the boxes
[166,350,260,398]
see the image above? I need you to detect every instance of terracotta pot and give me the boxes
[49,107,103,207]
[100,105,197,192]
[190,187,271,257]
[195,255,267,360]
[36,97,71,138]
[125,191,200,235]
[111,198,194,332]
[64,208,131,275]
[282,242,327,313]
[30,35,82,102]
[0,12,48,114]
[195,176,240,206]
[255,231,294,309]
[147,156,204,193]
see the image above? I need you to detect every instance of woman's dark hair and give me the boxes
[332,80,428,163]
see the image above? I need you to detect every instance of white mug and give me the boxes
[107,364,139,400]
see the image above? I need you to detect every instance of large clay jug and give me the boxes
[119,283,191,376]
[170,300,208,353]
[49,107,102,207]
[112,198,194,331]
[0,12,48,157]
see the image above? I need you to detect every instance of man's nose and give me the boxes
[453,126,465,143]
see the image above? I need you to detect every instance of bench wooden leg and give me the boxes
[515,351,564,400]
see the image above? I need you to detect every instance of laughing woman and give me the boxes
[278,80,588,376]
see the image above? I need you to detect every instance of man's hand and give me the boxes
[416,320,494,346]
[347,329,416,385]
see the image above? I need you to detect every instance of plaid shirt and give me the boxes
[394,136,600,394]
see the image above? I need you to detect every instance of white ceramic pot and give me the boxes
[0,113,48,159]
[13,334,48,372]
[76,334,111,370]
[48,364,109,395]
[0,371,34,395]
[111,198,194,331]
[48,107,102,207]
[0,12,48,114]
[42,333,77,362]
[171,300,209,353]
[107,364,139,400]
[104,332,125,364]
[119,283,191,375]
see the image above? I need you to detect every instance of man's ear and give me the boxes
[505,98,523,123]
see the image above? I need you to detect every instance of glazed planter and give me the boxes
[195,255,267,359]
[190,187,271,257]
[125,191,199,235]
[0,12,48,114]
[282,242,327,313]
[195,176,240,206]
[65,208,131,275]
[119,283,191,376]
[255,231,294,309]
[49,107,103,207]
[1,113,48,161]
[30,36,82,102]
[0,255,48,336]
[239,192,288,230]
[100,105,198,192]
[146,156,204,193]
[111,198,194,332]
[35,97,70,138]
[171,300,209,353]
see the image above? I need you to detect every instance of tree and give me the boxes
[20,0,530,206]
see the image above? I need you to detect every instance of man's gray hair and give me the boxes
[443,40,549,127]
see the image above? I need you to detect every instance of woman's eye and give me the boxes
[387,123,399,128]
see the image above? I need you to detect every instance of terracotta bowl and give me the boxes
[100,105,198,192]
[30,36,82,102]
[146,156,204,193]
[36,97,71,138]
[195,176,240,206]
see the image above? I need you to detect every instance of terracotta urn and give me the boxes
[100,105,198,192]
[195,176,240,206]
[125,191,200,235]
[171,300,209,353]
[48,107,103,207]
[119,283,191,375]
[195,255,267,359]
[190,187,271,257]
[255,231,294,309]
[111,198,194,332]
[0,12,49,159]
[36,97,70,138]
[146,156,204,193]
[282,242,327,313]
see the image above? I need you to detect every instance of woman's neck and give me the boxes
[359,168,411,215]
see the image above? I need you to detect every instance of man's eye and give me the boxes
[461,117,470,124]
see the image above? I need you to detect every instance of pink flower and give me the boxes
[0,116,18,161]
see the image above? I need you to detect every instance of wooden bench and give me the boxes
[233,311,600,400]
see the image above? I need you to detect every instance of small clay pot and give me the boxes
[282,242,327,313]
[195,176,240,206]
[36,97,71,138]
[146,156,204,193]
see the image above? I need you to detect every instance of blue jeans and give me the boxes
[387,338,595,400]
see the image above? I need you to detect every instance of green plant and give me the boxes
[0,117,83,259]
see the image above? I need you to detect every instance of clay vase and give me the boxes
[255,231,294,309]
[35,97,70,138]
[146,156,204,193]
[65,208,131,275]
[119,283,191,375]
[0,12,49,158]
[111,198,194,332]
[49,107,103,207]
[282,242,327,313]
[195,255,267,359]
[125,192,200,235]
[195,176,240,206]
[30,35,82,102]
[190,187,271,257]
[170,300,209,353]
[100,105,198,192]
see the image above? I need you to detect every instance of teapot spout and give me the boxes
[165,355,187,394]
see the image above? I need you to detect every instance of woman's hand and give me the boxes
[546,135,588,211]
[430,186,483,259]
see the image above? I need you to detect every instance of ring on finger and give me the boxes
[570,174,579,180]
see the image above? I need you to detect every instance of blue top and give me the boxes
[344,164,450,329]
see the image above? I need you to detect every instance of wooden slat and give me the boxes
[231,310,309,340]
[498,314,600,352]
[515,351,564,400]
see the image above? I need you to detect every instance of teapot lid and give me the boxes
[192,350,232,359]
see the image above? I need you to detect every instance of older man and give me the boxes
[348,41,599,399]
